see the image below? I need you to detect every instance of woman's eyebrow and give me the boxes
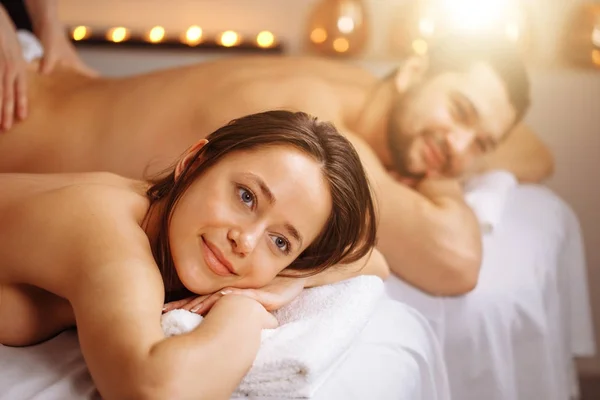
[284,223,303,248]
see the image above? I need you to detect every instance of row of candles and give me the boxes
[70,25,278,49]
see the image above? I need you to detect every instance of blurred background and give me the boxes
[60,0,600,378]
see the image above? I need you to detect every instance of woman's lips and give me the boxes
[201,237,236,277]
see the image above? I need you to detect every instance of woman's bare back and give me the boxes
[0,172,150,346]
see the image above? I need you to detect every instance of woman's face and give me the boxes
[169,145,332,294]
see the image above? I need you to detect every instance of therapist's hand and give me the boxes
[36,24,97,77]
[0,7,28,131]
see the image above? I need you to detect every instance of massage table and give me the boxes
[386,183,596,400]
[0,297,450,400]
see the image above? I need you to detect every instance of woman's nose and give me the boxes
[227,227,259,257]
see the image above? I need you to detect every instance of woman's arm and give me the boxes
[59,187,274,399]
[73,270,272,400]
[163,248,390,316]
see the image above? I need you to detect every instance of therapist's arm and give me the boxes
[340,127,482,296]
[24,0,97,76]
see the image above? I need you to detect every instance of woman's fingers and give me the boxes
[162,296,197,313]
[187,291,227,315]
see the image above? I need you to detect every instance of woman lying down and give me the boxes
[0,110,387,399]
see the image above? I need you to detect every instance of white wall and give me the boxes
[59,0,600,373]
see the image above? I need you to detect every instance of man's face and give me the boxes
[388,62,517,178]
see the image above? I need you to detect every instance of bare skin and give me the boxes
[0,144,387,397]
[0,56,553,295]
[0,172,277,398]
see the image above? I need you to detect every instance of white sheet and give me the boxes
[0,297,450,400]
[385,184,595,400]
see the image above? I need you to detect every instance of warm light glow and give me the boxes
[333,37,349,53]
[107,27,129,43]
[147,26,165,43]
[419,18,435,37]
[72,26,90,41]
[592,25,600,47]
[181,25,203,45]
[220,30,239,47]
[438,0,514,32]
[337,16,355,33]
[505,22,520,41]
[592,49,600,66]
[412,38,428,55]
[310,28,328,44]
[256,31,275,48]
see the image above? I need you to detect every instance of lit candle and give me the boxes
[107,27,129,43]
[256,31,275,48]
[147,26,166,43]
[182,25,203,46]
[310,28,327,44]
[220,30,239,47]
[72,26,90,41]
[332,37,349,53]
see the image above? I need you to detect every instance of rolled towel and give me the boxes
[463,170,518,234]
[161,275,384,398]
[16,30,44,63]
[161,309,203,337]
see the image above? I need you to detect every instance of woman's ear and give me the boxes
[394,56,429,93]
[174,139,209,180]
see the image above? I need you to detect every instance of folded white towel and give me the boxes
[16,30,44,63]
[161,275,384,398]
[463,170,518,234]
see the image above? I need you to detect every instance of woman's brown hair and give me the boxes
[146,110,377,300]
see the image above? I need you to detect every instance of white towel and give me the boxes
[161,275,384,398]
[463,170,518,234]
[16,30,44,63]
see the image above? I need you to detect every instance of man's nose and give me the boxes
[445,126,476,155]
[227,226,260,257]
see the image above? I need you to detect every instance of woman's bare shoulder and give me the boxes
[0,176,157,294]
[33,180,152,260]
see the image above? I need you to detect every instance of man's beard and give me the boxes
[387,108,454,179]
[387,119,426,180]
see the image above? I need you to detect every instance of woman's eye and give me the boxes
[238,187,255,207]
[270,235,290,254]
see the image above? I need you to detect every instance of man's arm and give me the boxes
[340,127,482,296]
[475,124,554,183]
[304,248,390,288]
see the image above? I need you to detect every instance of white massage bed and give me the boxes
[386,183,596,400]
[0,297,450,400]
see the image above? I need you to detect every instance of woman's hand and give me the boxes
[163,276,307,316]
[0,8,28,131]
[36,24,97,77]
[212,294,279,330]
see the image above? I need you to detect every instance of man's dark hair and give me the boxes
[427,34,531,125]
